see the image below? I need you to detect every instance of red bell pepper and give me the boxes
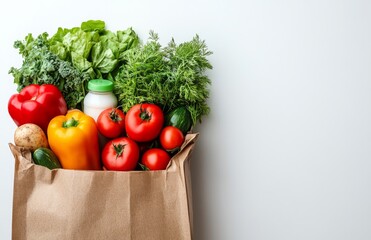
[8,84,67,133]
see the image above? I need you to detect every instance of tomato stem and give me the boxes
[113,143,126,159]
[109,108,122,122]
[139,104,152,122]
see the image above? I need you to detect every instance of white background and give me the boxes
[1,0,371,239]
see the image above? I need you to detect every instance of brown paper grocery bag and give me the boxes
[9,133,198,240]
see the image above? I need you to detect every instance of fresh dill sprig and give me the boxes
[114,32,213,126]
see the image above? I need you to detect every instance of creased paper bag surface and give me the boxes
[9,133,198,240]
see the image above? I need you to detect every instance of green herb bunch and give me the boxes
[114,31,213,125]
[9,33,90,109]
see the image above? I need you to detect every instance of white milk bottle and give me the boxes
[83,79,118,122]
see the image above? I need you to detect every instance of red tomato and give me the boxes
[97,108,125,139]
[141,148,171,170]
[125,103,164,142]
[102,137,139,171]
[159,126,185,151]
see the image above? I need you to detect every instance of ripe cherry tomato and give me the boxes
[102,137,139,171]
[159,126,185,151]
[125,103,164,142]
[97,108,125,139]
[141,148,171,170]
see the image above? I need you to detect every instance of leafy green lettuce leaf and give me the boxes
[48,21,139,80]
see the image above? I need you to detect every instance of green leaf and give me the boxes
[91,41,118,73]
[71,52,93,72]
[81,20,105,32]
[138,163,150,171]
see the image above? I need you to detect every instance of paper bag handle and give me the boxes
[166,132,199,171]
[9,143,35,172]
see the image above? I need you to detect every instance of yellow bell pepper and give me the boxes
[47,109,101,170]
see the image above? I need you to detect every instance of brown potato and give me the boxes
[14,123,49,152]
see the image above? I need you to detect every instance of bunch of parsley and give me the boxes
[9,33,90,109]
[114,31,213,125]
